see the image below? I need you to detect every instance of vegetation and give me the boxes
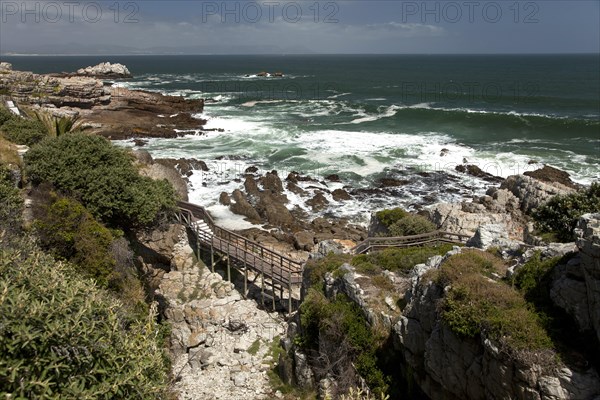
[352,244,454,275]
[388,214,436,237]
[299,290,389,398]
[438,251,553,352]
[0,115,48,146]
[375,208,436,237]
[532,182,600,242]
[0,238,171,399]
[375,208,407,228]
[0,165,23,236]
[32,109,76,137]
[25,133,177,228]
[0,136,22,166]
[33,192,118,287]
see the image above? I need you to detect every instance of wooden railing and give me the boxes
[176,201,304,287]
[351,230,470,254]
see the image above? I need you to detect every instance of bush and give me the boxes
[0,239,170,399]
[532,182,600,242]
[0,106,13,126]
[304,253,352,291]
[34,193,117,287]
[1,116,47,146]
[299,291,389,397]
[438,251,553,352]
[0,165,23,235]
[375,208,407,228]
[25,133,176,228]
[353,244,454,274]
[388,214,436,237]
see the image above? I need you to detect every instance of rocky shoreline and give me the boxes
[0,62,205,139]
[2,62,598,399]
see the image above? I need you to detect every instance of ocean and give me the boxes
[3,54,599,227]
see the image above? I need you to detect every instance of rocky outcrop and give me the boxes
[524,165,579,190]
[500,174,576,214]
[428,169,580,241]
[394,248,600,400]
[428,188,524,239]
[76,62,132,78]
[455,164,503,183]
[0,65,204,139]
[551,214,600,343]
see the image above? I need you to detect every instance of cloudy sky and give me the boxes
[1,0,598,54]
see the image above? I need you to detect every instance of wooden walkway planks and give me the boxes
[351,230,471,254]
[175,201,304,288]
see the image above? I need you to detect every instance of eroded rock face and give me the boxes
[395,248,600,400]
[500,174,575,214]
[552,214,600,343]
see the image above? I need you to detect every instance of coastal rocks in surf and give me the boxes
[76,62,132,78]
[220,169,366,258]
[0,64,205,139]
[245,71,284,78]
[455,164,503,183]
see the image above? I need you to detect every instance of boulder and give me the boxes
[467,224,516,250]
[306,192,329,212]
[331,188,351,201]
[230,189,261,223]
[294,231,315,251]
[219,192,231,206]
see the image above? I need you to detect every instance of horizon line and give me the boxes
[1,52,599,57]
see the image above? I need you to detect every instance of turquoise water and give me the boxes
[3,54,599,224]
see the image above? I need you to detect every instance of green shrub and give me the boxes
[304,253,352,291]
[0,239,170,399]
[34,193,117,287]
[375,208,407,228]
[1,116,47,146]
[0,165,23,235]
[388,214,436,237]
[0,106,13,126]
[532,182,600,242]
[439,251,553,352]
[299,291,389,397]
[24,133,176,228]
[354,244,454,274]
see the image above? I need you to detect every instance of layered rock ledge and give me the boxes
[0,63,204,139]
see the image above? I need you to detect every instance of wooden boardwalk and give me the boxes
[175,201,304,311]
[351,230,471,254]
[176,201,471,311]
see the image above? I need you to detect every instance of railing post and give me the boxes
[210,243,215,273]
[288,268,293,316]
[271,263,276,311]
